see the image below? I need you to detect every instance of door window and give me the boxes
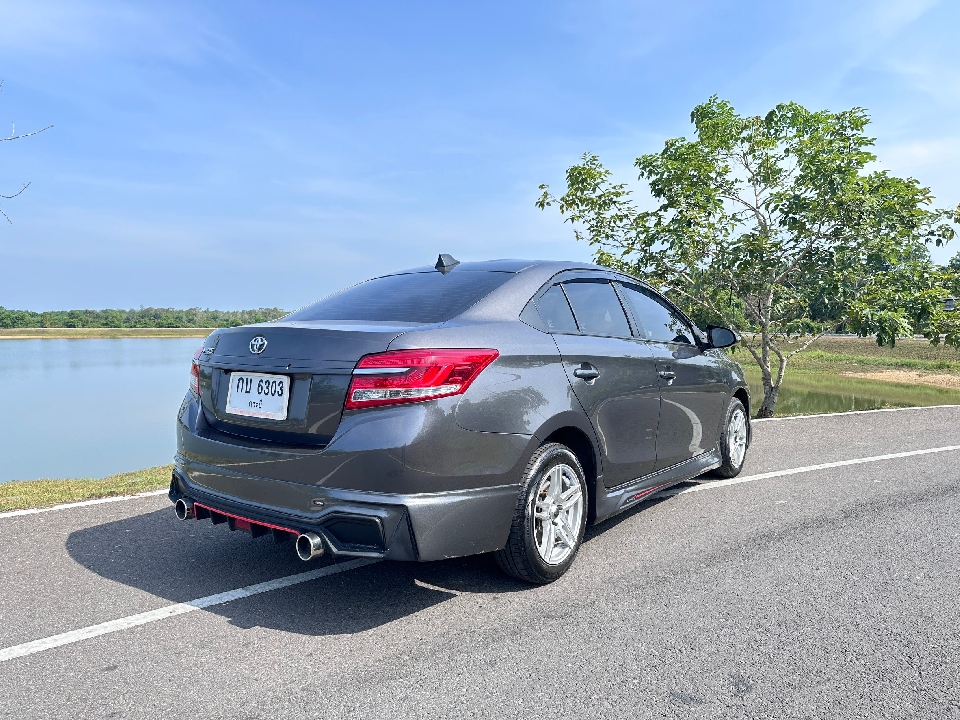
[562,280,632,338]
[617,283,694,344]
[533,284,580,333]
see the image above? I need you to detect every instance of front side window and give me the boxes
[617,283,694,344]
[533,284,579,334]
[562,280,632,337]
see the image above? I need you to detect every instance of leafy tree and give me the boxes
[538,96,960,416]
[947,251,960,272]
[0,307,288,329]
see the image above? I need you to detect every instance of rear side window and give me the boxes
[533,285,579,333]
[617,283,694,344]
[285,272,513,324]
[562,280,631,337]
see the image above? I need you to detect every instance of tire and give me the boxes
[495,442,588,584]
[714,398,748,478]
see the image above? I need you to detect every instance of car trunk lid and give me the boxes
[197,321,416,446]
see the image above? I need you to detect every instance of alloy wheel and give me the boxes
[531,463,584,565]
[727,406,747,468]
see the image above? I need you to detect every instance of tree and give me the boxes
[0,81,52,223]
[947,251,960,272]
[538,96,960,417]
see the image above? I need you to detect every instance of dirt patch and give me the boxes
[841,370,960,390]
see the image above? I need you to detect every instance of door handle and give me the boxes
[658,370,676,380]
[573,365,600,381]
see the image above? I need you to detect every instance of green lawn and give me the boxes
[752,335,960,372]
[0,465,172,513]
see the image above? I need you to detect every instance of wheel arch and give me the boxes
[732,385,752,445]
[536,420,601,523]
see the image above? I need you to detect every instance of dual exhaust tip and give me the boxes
[175,498,324,561]
[175,498,194,520]
[295,533,325,561]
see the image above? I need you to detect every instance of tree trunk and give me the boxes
[757,344,787,418]
[754,288,787,418]
[757,384,779,418]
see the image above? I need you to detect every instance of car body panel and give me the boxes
[648,342,729,470]
[179,392,531,495]
[552,333,661,486]
[172,258,750,563]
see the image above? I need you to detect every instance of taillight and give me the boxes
[190,347,202,396]
[345,349,499,410]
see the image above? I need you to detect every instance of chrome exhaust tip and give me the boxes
[296,532,325,561]
[175,498,195,521]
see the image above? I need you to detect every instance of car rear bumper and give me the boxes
[170,462,519,561]
[173,394,528,561]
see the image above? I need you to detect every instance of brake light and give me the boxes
[190,347,202,396]
[345,349,499,409]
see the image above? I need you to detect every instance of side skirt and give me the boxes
[592,449,721,524]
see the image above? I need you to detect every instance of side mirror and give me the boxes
[706,325,738,349]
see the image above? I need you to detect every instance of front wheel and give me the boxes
[714,398,748,478]
[495,443,588,584]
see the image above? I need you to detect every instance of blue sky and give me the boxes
[1,0,958,311]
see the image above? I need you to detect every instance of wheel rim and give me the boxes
[532,463,584,565]
[727,407,747,468]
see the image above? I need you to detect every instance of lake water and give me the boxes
[0,338,200,483]
[742,366,960,415]
[3,338,959,483]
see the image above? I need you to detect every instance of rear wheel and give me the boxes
[495,443,587,584]
[714,398,748,478]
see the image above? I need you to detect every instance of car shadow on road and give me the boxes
[66,481,701,637]
[66,508,529,637]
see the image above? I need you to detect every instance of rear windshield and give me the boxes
[285,271,513,324]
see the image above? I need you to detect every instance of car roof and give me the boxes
[388,258,610,276]
[437,259,640,322]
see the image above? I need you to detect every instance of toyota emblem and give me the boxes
[249,335,268,354]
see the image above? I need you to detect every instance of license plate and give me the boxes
[225,372,290,420]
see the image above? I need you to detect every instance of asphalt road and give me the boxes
[2,406,959,719]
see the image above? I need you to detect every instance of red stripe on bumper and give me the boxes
[193,502,301,537]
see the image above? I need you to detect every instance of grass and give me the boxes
[791,350,960,373]
[0,328,215,339]
[735,335,960,375]
[0,465,172,513]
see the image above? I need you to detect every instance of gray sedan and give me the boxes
[171,256,749,583]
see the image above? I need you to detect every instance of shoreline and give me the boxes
[0,328,216,339]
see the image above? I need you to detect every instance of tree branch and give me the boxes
[0,182,29,200]
[0,124,53,142]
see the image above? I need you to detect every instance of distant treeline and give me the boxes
[0,307,288,329]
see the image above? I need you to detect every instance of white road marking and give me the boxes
[661,444,960,497]
[0,490,168,519]
[3,438,960,664]
[0,558,379,663]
